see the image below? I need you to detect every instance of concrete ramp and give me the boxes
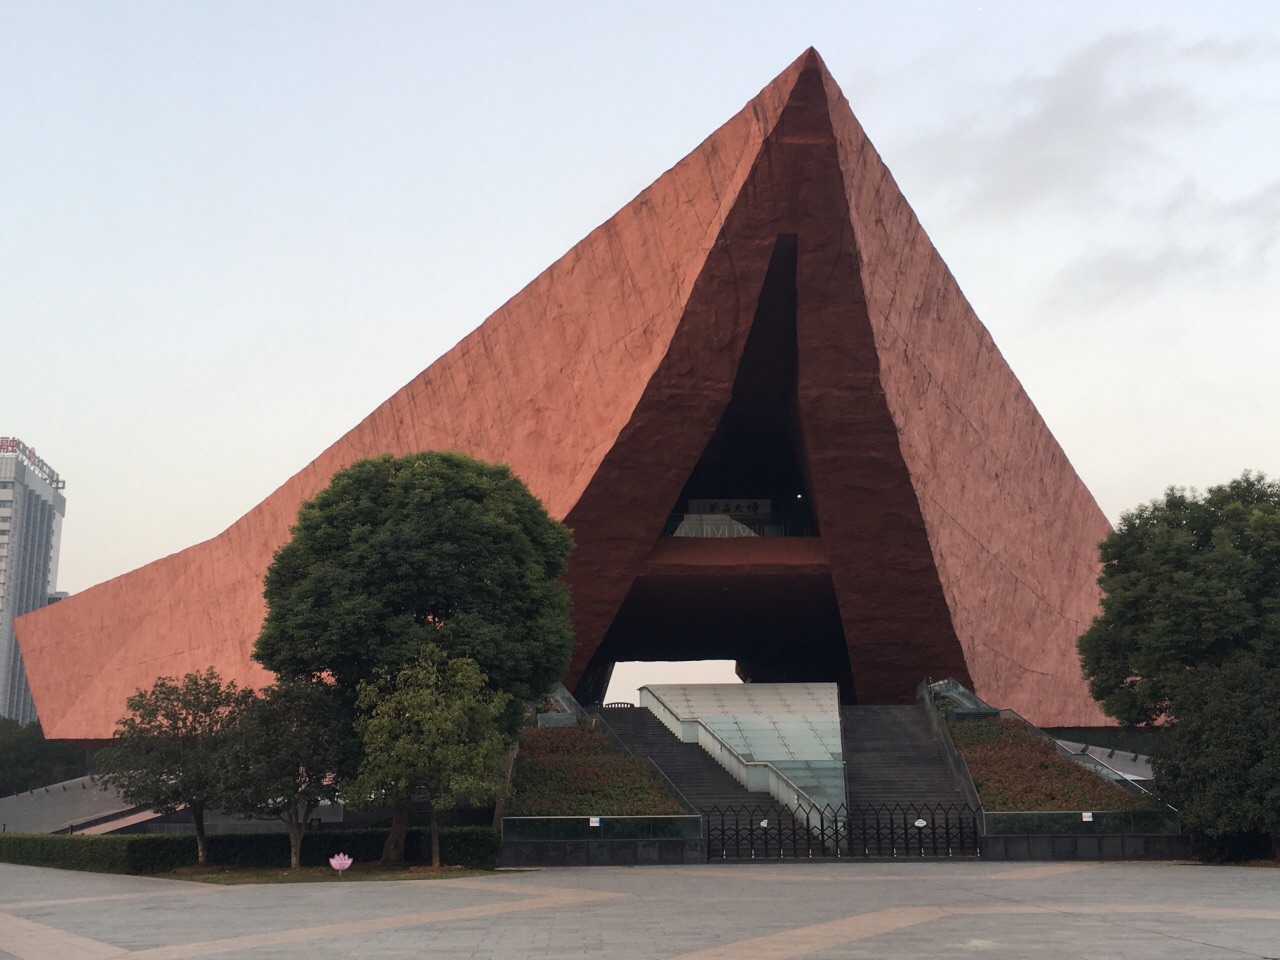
[0,776,152,834]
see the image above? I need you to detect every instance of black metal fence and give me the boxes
[703,801,981,860]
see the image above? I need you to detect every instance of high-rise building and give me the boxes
[0,436,66,724]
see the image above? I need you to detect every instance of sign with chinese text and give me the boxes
[0,437,65,490]
[687,499,771,518]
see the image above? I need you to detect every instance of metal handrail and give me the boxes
[587,712,701,817]
[587,713,633,753]
[638,692,830,814]
[701,721,827,811]
[997,708,1164,802]
[916,678,984,814]
[641,758,701,819]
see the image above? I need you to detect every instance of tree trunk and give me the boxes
[430,805,441,869]
[286,808,304,870]
[381,799,411,865]
[192,804,208,866]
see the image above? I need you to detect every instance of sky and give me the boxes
[3,2,1278,699]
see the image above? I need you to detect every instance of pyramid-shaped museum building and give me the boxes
[17,50,1112,739]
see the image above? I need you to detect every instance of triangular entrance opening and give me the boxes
[667,235,817,535]
[568,64,971,708]
[574,234,857,706]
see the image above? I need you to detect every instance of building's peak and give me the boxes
[798,46,824,70]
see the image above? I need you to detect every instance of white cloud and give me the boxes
[899,32,1258,220]
[1046,179,1280,308]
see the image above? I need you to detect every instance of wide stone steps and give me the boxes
[592,708,784,814]
[840,705,965,808]
[597,703,965,814]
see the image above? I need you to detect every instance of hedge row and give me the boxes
[0,826,500,874]
[0,833,191,875]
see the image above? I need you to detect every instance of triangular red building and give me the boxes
[18,50,1111,739]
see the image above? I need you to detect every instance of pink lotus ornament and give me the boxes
[329,853,353,878]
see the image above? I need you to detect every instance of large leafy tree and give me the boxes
[218,680,352,868]
[253,452,574,730]
[348,649,511,866]
[95,669,253,865]
[1079,472,1280,725]
[1078,472,1280,854]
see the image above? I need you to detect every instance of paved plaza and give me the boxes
[1,859,1278,959]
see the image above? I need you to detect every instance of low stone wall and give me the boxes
[500,839,706,867]
[982,834,1190,861]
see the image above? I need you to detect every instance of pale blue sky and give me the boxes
[3,1,1278,603]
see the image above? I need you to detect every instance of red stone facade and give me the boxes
[17,50,1111,740]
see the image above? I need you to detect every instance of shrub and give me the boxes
[1188,829,1274,863]
[0,826,499,874]
[949,718,1150,812]
[0,833,194,874]
[508,725,684,816]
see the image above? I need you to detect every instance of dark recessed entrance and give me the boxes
[577,571,856,704]
[573,235,855,706]
[667,234,816,537]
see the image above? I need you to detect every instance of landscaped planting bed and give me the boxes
[949,718,1150,812]
[508,725,684,816]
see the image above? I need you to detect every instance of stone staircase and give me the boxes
[840,705,966,808]
[592,702,974,859]
[592,707,780,811]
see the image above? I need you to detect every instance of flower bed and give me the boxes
[508,725,685,816]
[949,718,1149,812]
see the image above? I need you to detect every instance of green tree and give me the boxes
[1079,472,1280,725]
[1078,472,1280,855]
[218,680,352,868]
[95,669,253,865]
[1150,656,1280,854]
[347,649,511,866]
[253,452,574,731]
[0,719,89,796]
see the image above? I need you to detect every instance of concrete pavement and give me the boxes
[1,859,1277,959]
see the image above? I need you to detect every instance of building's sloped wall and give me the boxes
[819,69,1111,725]
[19,49,1111,738]
[781,67,975,706]
[17,58,811,741]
